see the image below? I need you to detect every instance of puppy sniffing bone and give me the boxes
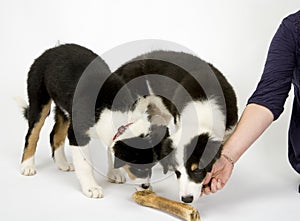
[132,190,200,221]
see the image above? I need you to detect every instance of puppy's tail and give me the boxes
[13,96,29,120]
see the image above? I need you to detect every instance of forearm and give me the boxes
[222,103,274,163]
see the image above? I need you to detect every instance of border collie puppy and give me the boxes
[112,50,238,203]
[20,44,168,198]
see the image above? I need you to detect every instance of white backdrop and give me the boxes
[1,1,299,221]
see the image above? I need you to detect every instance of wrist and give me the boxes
[222,143,242,164]
[221,153,235,167]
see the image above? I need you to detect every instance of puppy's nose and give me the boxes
[141,183,150,189]
[181,195,194,203]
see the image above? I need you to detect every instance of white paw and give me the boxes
[57,162,74,172]
[21,157,36,176]
[70,145,104,199]
[21,166,36,176]
[107,169,126,184]
[82,185,104,198]
[54,146,74,171]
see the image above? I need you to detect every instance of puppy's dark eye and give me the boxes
[175,170,181,179]
[192,168,202,174]
[190,168,206,183]
[192,168,205,178]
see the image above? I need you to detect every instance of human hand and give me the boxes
[201,154,234,195]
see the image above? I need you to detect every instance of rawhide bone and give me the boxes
[132,190,200,221]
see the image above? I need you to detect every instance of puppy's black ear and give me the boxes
[198,138,223,172]
[206,143,223,173]
[114,157,126,169]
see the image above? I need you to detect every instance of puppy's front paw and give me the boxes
[82,185,104,198]
[107,169,126,184]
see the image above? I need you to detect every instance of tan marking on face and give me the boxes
[191,163,198,171]
[52,114,70,149]
[22,101,51,162]
[123,165,137,180]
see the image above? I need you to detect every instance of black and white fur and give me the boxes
[20,44,237,202]
[20,44,170,198]
[112,50,238,203]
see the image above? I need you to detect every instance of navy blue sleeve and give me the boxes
[247,16,297,120]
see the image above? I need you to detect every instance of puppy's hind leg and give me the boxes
[50,107,74,171]
[21,100,51,176]
[107,146,126,184]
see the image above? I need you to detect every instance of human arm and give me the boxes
[202,103,274,194]
[202,13,297,195]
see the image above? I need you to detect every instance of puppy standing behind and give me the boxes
[20,44,133,197]
[20,43,171,198]
[20,44,110,198]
